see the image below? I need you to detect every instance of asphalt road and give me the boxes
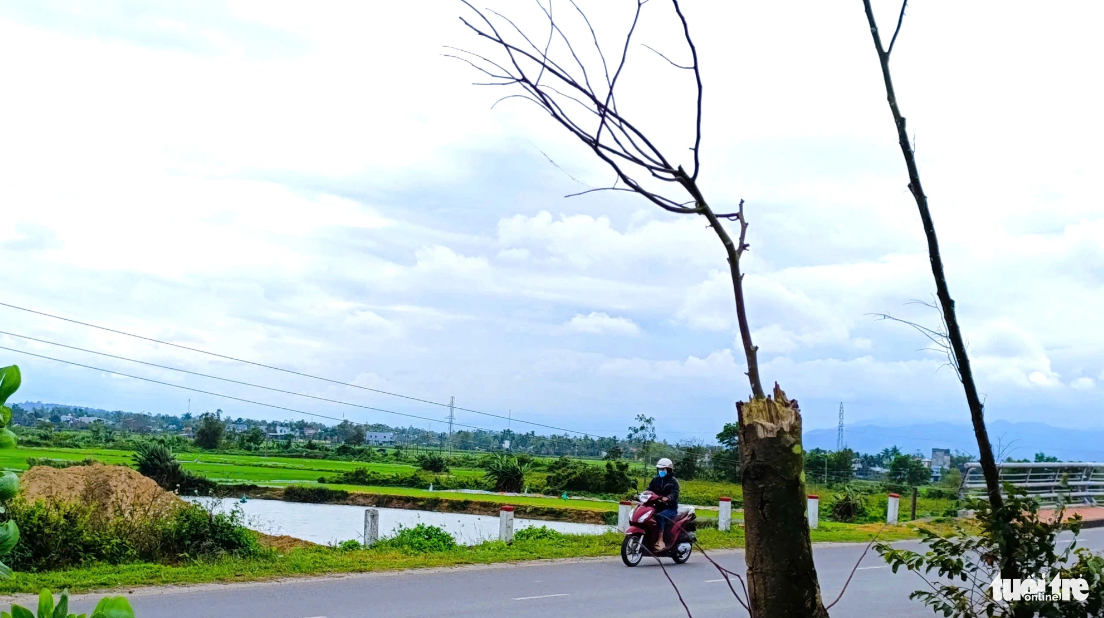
[35,528,1104,618]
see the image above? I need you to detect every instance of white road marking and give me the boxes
[856,566,888,570]
[512,594,570,601]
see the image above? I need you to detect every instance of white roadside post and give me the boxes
[718,496,732,532]
[807,494,819,530]
[887,493,900,525]
[363,508,379,547]
[617,501,632,532]
[500,505,515,543]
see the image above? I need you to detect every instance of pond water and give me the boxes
[187,497,612,546]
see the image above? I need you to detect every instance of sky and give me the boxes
[0,0,1101,444]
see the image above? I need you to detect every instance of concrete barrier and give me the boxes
[718,497,732,532]
[807,494,819,529]
[617,501,632,532]
[887,493,900,525]
[500,505,515,543]
[363,508,379,547]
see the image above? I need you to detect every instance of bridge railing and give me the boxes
[959,462,1104,506]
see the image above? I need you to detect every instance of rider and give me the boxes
[647,458,680,552]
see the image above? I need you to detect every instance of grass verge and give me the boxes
[0,523,924,595]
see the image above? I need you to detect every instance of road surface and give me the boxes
[31,528,1104,617]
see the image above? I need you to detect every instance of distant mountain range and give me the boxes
[805,421,1104,462]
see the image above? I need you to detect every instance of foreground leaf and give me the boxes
[91,597,134,618]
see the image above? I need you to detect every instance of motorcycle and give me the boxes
[621,490,697,567]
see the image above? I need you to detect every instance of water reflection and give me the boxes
[188,497,611,546]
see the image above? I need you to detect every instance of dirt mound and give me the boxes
[257,534,316,551]
[20,463,183,519]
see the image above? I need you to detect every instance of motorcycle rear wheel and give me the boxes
[621,534,644,567]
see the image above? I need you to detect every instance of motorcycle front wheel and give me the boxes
[621,534,644,567]
[672,542,692,564]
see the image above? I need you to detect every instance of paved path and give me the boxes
[28,528,1104,617]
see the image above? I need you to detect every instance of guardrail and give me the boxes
[960,462,1104,506]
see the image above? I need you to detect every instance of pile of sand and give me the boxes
[20,463,183,519]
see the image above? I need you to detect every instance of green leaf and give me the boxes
[51,590,68,618]
[0,429,16,450]
[0,406,10,428]
[10,606,33,618]
[0,367,20,408]
[2,610,10,618]
[90,597,133,618]
[0,520,20,556]
[0,560,12,579]
[37,590,53,618]
[0,473,19,502]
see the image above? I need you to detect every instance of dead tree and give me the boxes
[859,0,1019,583]
[453,2,828,615]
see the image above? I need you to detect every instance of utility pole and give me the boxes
[837,402,845,452]
[447,396,455,456]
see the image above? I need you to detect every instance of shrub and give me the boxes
[514,526,565,542]
[827,485,869,523]
[376,524,456,553]
[3,498,258,571]
[319,468,430,489]
[544,457,635,495]
[132,442,216,496]
[483,454,530,493]
[0,365,22,578]
[336,539,362,551]
[416,452,449,473]
[285,485,348,503]
[25,457,99,469]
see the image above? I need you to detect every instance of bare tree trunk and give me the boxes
[739,385,828,618]
[859,0,1017,581]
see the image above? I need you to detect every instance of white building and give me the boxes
[365,431,394,446]
[267,425,294,439]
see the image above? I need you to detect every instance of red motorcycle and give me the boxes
[621,490,697,566]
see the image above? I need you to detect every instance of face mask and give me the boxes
[658,470,667,478]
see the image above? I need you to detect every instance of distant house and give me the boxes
[303,427,319,438]
[59,415,75,424]
[229,423,249,433]
[75,416,102,425]
[930,448,952,482]
[365,432,394,446]
[267,425,293,439]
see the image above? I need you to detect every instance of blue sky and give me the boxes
[0,0,1101,443]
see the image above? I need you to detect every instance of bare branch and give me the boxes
[641,43,692,70]
[564,186,637,198]
[825,525,886,609]
[671,0,703,179]
[887,0,909,56]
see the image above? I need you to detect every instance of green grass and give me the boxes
[0,524,923,594]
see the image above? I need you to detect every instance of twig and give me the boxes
[887,0,909,56]
[825,523,886,609]
[644,547,694,618]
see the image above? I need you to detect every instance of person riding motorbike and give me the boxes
[646,458,680,552]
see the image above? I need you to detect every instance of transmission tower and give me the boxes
[837,402,845,451]
[447,395,455,456]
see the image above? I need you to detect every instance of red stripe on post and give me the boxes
[619,501,632,505]
[501,505,515,512]
[719,497,732,502]
[888,493,900,498]
[808,495,819,499]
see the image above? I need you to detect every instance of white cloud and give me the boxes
[565,313,641,336]
[1070,377,1095,391]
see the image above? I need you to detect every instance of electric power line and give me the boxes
[0,345,496,432]
[0,301,596,437]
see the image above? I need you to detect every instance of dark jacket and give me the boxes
[646,473,680,510]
